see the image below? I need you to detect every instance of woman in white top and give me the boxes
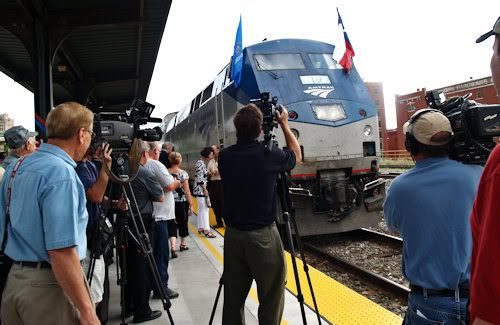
[193,147,216,238]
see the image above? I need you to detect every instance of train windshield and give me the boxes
[254,54,305,70]
[308,53,341,69]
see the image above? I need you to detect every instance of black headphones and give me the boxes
[404,108,441,156]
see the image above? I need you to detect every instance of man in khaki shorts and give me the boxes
[0,102,99,324]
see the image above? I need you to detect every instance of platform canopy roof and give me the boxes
[0,0,172,112]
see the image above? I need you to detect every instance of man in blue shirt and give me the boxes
[0,102,99,324]
[384,109,483,324]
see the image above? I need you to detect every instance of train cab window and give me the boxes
[194,93,202,111]
[308,53,341,69]
[190,99,196,114]
[202,83,214,103]
[253,54,305,70]
[224,65,231,85]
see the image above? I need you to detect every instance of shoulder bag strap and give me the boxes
[1,156,27,251]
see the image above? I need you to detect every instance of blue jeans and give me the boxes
[153,220,170,291]
[404,292,468,325]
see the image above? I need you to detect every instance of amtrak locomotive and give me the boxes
[164,39,385,236]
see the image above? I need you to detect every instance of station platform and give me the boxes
[107,210,403,324]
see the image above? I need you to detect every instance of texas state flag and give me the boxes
[332,8,355,72]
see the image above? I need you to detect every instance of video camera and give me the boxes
[250,92,282,150]
[93,99,163,165]
[425,90,500,165]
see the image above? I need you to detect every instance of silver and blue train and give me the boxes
[163,38,385,236]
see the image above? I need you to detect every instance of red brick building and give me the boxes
[391,76,498,151]
[385,129,399,152]
[365,82,386,150]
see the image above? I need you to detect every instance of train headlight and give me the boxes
[291,128,300,139]
[311,104,346,122]
[363,125,373,136]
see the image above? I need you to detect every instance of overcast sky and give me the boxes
[1,0,498,131]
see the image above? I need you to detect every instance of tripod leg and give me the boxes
[86,253,97,287]
[291,216,322,324]
[283,213,308,324]
[276,172,310,325]
[209,274,224,325]
[122,183,175,325]
[115,225,129,325]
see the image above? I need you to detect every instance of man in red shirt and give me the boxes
[470,16,500,325]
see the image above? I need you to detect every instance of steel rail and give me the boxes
[304,242,410,301]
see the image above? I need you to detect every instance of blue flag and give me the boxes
[230,16,243,87]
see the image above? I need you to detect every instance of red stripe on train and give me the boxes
[291,173,316,178]
[352,168,372,174]
[291,168,372,178]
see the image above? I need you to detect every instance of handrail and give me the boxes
[381,150,412,160]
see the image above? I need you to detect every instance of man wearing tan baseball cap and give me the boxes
[469,16,500,325]
[403,109,454,148]
[384,108,483,324]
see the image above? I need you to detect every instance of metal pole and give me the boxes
[32,18,52,140]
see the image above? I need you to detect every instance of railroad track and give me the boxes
[304,229,409,301]
[379,172,401,179]
[357,228,403,246]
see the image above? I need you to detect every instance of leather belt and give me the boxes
[14,260,84,269]
[410,284,469,297]
[14,261,51,269]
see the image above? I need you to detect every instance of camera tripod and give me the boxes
[87,166,175,325]
[209,143,322,325]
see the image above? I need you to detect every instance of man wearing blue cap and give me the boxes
[1,125,37,169]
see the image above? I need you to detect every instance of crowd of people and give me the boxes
[0,111,224,324]
[0,16,497,325]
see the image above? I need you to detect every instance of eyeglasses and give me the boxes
[85,129,96,140]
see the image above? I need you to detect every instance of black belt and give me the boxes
[410,284,469,297]
[14,261,51,269]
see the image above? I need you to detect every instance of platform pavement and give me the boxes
[107,227,258,325]
[107,213,402,324]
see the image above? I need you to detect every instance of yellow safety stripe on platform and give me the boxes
[284,254,402,325]
[211,225,401,324]
[194,199,402,323]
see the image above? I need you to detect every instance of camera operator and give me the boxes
[218,103,301,325]
[76,143,127,323]
[383,110,483,324]
[123,139,164,323]
[0,102,99,324]
[469,16,500,325]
